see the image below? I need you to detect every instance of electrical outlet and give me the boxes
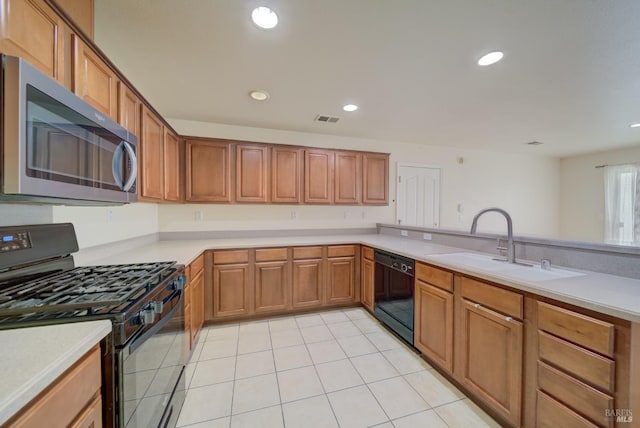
[106,210,113,224]
[423,233,432,240]
[401,230,408,237]
[344,211,351,219]
[362,211,367,219]
[195,211,203,221]
[291,211,297,220]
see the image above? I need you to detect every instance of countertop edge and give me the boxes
[0,320,112,425]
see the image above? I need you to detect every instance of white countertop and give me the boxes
[0,320,112,425]
[74,234,640,322]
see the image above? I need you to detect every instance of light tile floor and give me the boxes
[177,308,501,428]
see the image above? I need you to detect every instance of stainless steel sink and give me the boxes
[427,252,585,282]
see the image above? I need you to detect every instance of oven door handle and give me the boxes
[127,289,183,355]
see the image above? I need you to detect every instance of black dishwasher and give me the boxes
[373,249,415,345]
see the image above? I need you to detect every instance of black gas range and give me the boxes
[0,223,188,428]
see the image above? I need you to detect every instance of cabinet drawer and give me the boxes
[362,246,374,261]
[460,276,523,318]
[536,390,600,428]
[213,250,249,264]
[416,262,453,292]
[538,331,615,393]
[256,248,289,262]
[538,361,613,427]
[293,246,323,259]
[537,302,614,358]
[328,245,356,258]
[190,254,205,276]
[9,346,101,428]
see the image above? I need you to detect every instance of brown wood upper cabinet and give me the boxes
[304,149,334,204]
[72,35,118,120]
[236,143,269,203]
[139,106,165,201]
[362,152,389,205]
[271,146,302,203]
[164,129,181,201]
[334,151,362,204]
[54,0,94,39]
[186,139,234,202]
[0,0,68,84]
[118,82,141,137]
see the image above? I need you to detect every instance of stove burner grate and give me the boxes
[0,261,176,316]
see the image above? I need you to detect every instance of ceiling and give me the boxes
[94,0,640,158]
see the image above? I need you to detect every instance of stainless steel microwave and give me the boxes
[0,55,138,204]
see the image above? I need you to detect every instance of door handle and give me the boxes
[122,142,138,191]
[111,142,125,189]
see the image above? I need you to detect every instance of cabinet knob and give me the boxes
[505,316,513,322]
[474,303,480,308]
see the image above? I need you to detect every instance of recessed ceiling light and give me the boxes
[343,104,358,112]
[630,123,640,128]
[249,90,270,101]
[477,51,504,66]
[251,6,278,29]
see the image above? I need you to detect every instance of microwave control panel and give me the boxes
[0,231,32,252]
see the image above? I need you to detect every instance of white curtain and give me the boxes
[604,164,639,244]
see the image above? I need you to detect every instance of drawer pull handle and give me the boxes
[505,316,513,322]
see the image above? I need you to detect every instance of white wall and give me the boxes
[0,204,53,225]
[51,203,159,249]
[164,120,561,238]
[559,145,640,242]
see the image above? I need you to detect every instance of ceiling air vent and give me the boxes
[526,141,544,146]
[315,115,340,123]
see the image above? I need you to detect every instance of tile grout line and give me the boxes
[266,320,287,427]
[227,323,241,425]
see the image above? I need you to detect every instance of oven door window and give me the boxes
[122,297,187,427]
[25,85,133,192]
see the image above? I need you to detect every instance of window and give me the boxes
[604,164,640,244]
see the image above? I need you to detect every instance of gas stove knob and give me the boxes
[139,308,155,325]
[151,301,164,314]
[172,275,186,291]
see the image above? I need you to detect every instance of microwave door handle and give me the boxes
[111,141,125,189]
[122,142,138,192]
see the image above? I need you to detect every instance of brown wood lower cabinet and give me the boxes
[255,260,291,313]
[414,279,453,372]
[190,268,205,344]
[326,254,356,304]
[455,296,523,426]
[212,252,252,318]
[6,345,102,428]
[360,252,374,312]
[292,246,324,308]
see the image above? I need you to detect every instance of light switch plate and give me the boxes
[401,230,408,236]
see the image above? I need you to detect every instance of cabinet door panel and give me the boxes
[72,35,118,120]
[164,130,181,201]
[213,264,251,317]
[304,149,334,204]
[326,256,355,304]
[190,269,205,344]
[415,280,453,372]
[139,107,164,200]
[186,139,233,202]
[255,261,290,313]
[236,144,268,202]
[271,147,302,203]
[0,0,66,82]
[292,259,323,308]
[457,299,522,425]
[118,82,140,136]
[334,151,361,204]
[361,257,374,311]
[362,153,389,205]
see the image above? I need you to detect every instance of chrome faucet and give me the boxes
[470,207,516,264]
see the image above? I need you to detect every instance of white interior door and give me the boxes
[396,163,441,227]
